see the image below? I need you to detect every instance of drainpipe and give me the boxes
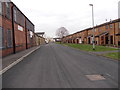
[11,5,16,54]
[25,19,28,49]
[114,22,115,46]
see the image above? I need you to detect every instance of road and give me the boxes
[2,43,118,88]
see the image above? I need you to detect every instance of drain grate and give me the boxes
[86,74,105,81]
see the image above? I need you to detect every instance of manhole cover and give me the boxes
[86,74,105,81]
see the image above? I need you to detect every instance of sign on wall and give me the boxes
[30,31,33,38]
[18,25,23,31]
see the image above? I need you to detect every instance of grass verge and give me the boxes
[57,43,118,52]
[103,52,120,60]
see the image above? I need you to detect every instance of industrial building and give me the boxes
[0,1,45,57]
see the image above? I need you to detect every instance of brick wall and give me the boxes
[1,2,41,57]
[62,19,120,47]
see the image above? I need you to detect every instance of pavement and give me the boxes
[2,43,119,88]
[2,46,40,71]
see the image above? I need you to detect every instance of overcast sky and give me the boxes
[12,0,119,38]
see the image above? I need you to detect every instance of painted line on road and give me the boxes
[0,46,40,75]
[105,73,112,77]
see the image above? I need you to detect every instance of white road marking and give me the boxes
[0,46,40,75]
[105,73,112,77]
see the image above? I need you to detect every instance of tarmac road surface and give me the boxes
[2,43,118,88]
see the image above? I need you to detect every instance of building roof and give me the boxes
[95,31,109,37]
[63,18,120,38]
[35,32,45,36]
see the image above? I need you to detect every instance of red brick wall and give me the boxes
[62,19,120,47]
[1,3,13,57]
[1,2,37,57]
[14,23,26,52]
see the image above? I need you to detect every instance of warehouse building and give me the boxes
[62,19,120,47]
[0,1,45,57]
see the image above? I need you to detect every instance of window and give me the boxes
[95,29,96,32]
[98,28,100,32]
[6,2,10,19]
[106,25,108,29]
[110,24,112,29]
[19,13,25,27]
[7,30,12,48]
[119,22,120,29]
[0,27,4,49]
[14,8,17,22]
[21,15,25,27]
[0,2,2,15]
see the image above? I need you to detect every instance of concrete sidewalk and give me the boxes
[2,46,40,71]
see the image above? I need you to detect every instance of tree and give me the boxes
[56,27,69,38]
[46,36,54,43]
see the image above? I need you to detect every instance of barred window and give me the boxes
[0,26,4,49]
[26,19,34,31]
[7,30,12,48]
[0,2,2,15]
[21,15,25,27]
[14,8,17,22]
[20,13,25,27]
[6,2,10,19]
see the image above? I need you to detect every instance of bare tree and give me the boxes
[46,36,54,43]
[56,27,69,38]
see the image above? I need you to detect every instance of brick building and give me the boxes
[62,19,120,47]
[35,32,45,45]
[0,1,45,57]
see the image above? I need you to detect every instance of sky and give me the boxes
[11,0,119,38]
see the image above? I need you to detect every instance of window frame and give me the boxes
[0,2,2,15]
[110,24,112,29]
[6,2,11,19]
[14,8,17,22]
[98,27,100,32]
[106,25,108,29]
[119,22,120,29]
[7,29,13,48]
[0,26,4,49]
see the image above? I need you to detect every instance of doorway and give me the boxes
[88,37,90,44]
[105,34,109,45]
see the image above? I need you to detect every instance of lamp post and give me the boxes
[89,4,95,50]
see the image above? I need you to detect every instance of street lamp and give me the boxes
[89,4,95,50]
